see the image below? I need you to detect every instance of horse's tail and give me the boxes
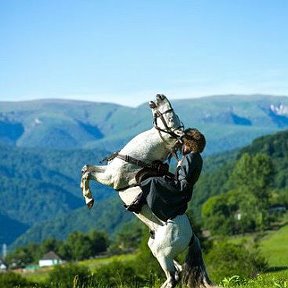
[182,234,215,288]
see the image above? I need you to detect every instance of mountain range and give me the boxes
[1,94,288,154]
[1,94,288,247]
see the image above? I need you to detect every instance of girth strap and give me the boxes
[116,153,151,168]
[100,151,156,169]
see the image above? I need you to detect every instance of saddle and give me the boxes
[125,161,174,214]
[135,160,174,184]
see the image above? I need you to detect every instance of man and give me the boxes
[126,128,206,221]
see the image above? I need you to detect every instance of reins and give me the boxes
[101,152,165,170]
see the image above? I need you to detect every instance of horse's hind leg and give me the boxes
[80,165,108,209]
[148,236,179,288]
[82,165,113,186]
[158,257,179,288]
[80,171,94,208]
[80,165,111,208]
[148,216,193,288]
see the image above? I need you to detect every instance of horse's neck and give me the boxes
[120,128,174,162]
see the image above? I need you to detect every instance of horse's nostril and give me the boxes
[149,101,157,108]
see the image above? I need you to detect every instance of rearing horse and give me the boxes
[81,94,214,288]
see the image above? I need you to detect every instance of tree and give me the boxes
[59,230,109,261]
[109,221,143,253]
[202,193,233,235]
[6,243,40,268]
[89,230,109,255]
[228,153,274,229]
[202,189,261,235]
[229,153,274,203]
[40,238,62,256]
[63,231,93,261]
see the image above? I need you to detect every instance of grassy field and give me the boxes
[22,253,137,284]
[216,222,288,287]
[19,224,288,287]
[219,270,288,288]
[260,224,288,267]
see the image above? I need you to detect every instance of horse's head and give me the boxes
[149,94,184,141]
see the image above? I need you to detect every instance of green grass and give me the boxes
[21,225,288,287]
[260,225,288,267]
[218,223,288,287]
[22,253,138,283]
[221,270,288,288]
[79,253,137,272]
[21,269,288,288]
[225,220,288,268]
[20,267,52,283]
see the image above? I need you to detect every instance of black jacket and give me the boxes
[140,152,203,221]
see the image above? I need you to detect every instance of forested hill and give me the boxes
[11,129,288,247]
[192,129,288,217]
[0,143,114,245]
[1,95,288,155]
[241,129,288,188]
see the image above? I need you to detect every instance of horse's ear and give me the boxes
[156,94,166,100]
[149,101,157,108]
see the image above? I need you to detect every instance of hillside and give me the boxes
[193,128,288,207]
[11,129,288,247]
[0,213,28,245]
[0,99,150,151]
[1,95,288,155]
[12,197,133,248]
[0,144,114,245]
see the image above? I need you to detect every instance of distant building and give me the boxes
[39,251,62,267]
[269,204,287,215]
[0,259,7,271]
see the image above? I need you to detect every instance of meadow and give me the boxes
[4,222,286,288]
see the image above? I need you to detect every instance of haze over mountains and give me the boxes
[1,94,288,247]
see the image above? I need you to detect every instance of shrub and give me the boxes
[205,240,268,283]
[91,260,146,288]
[0,272,43,288]
[47,263,90,288]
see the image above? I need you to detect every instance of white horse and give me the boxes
[81,94,214,288]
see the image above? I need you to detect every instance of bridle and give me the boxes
[153,107,184,141]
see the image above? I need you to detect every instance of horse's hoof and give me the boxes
[81,165,89,175]
[87,199,94,209]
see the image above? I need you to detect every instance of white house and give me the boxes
[0,259,7,271]
[39,251,62,267]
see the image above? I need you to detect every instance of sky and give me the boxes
[0,0,288,106]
